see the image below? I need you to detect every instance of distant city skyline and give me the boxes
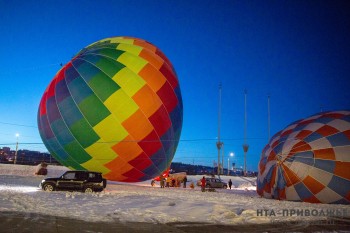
[1,0,349,171]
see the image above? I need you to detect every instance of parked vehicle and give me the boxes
[196,177,227,189]
[39,170,107,193]
[35,162,48,175]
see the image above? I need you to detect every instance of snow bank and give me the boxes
[0,164,349,225]
[0,164,69,177]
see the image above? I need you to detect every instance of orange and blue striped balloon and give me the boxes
[257,111,350,204]
[37,37,183,182]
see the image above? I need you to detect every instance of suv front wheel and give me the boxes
[43,183,55,192]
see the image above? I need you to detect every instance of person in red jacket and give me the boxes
[201,176,206,192]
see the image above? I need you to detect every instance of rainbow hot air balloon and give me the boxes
[37,36,183,182]
[257,111,350,204]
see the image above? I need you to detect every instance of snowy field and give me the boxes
[0,164,349,227]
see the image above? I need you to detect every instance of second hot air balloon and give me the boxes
[257,111,350,204]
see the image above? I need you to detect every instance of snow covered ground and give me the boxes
[0,164,349,227]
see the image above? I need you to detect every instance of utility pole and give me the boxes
[14,133,19,164]
[216,83,223,176]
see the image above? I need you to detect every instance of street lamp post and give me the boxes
[243,144,249,176]
[228,152,234,175]
[243,89,249,177]
[14,133,19,164]
[216,83,223,176]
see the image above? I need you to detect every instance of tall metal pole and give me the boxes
[244,90,247,142]
[14,133,19,164]
[268,94,271,141]
[227,156,229,176]
[243,90,249,176]
[216,83,223,176]
[221,142,224,174]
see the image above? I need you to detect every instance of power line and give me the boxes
[0,62,62,75]
[0,143,43,146]
[0,121,37,128]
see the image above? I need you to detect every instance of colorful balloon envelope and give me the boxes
[38,36,183,182]
[257,111,350,204]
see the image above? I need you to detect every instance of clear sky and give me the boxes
[0,0,349,171]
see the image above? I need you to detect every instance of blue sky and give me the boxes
[0,0,349,171]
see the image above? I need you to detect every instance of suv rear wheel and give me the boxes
[43,183,55,192]
[84,187,93,193]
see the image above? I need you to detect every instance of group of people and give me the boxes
[155,175,234,191]
[158,175,188,188]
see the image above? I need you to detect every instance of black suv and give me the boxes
[39,170,107,193]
